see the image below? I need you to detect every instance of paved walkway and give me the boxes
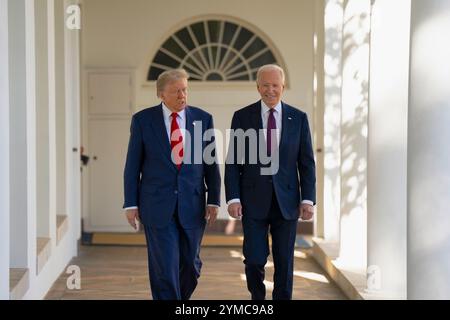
[46,245,346,300]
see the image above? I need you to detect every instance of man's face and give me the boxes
[160,78,188,112]
[257,70,285,108]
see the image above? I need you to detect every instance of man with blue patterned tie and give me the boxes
[225,64,316,300]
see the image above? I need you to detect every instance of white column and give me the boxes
[55,0,67,219]
[408,0,450,299]
[321,0,344,241]
[337,0,370,269]
[65,0,82,243]
[35,0,50,239]
[0,0,11,300]
[47,0,57,246]
[366,0,409,299]
[9,0,30,270]
[313,0,325,238]
[25,0,38,276]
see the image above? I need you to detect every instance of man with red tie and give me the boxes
[123,69,221,300]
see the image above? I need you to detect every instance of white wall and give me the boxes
[22,0,81,299]
[9,0,30,270]
[82,0,315,112]
[367,0,409,298]
[321,0,343,241]
[337,0,370,269]
[0,0,81,300]
[35,0,51,239]
[55,0,67,217]
[0,0,11,300]
[408,0,450,299]
[47,0,58,247]
[65,0,82,242]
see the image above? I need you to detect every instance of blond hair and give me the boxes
[156,69,189,97]
[256,64,285,85]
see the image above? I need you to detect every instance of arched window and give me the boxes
[148,20,281,81]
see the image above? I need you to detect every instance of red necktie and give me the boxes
[170,112,184,170]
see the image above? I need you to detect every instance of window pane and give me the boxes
[191,22,206,45]
[208,20,220,43]
[249,51,277,69]
[162,37,185,59]
[234,27,253,51]
[148,66,164,81]
[153,50,179,68]
[147,19,281,82]
[242,37,266,59]
[175,28,195,51]
[222,22,238,46]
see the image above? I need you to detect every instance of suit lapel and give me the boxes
[182,106,195,171]
[279,102,293,154]
[251,101,263,130]
[149,104,177,172]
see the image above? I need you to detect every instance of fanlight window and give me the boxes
[148,20,279,81]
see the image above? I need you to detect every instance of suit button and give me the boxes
[174,190,178,194]
[269,179,273,183]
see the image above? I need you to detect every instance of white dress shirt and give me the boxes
[227,100,314,207]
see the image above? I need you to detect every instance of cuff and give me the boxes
[227,198,241,205]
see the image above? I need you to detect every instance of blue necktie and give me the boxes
[267,109,276,157]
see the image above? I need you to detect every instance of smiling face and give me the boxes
[159,78,188,112]
[257,68,285,108]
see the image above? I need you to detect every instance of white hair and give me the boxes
[156,69,189,97]
[256,64,285,85]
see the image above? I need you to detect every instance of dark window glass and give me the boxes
[249,51,276,69]
[162,37,185,59]
[191,22,206,45]
[242,37,266,59]
[175,28,195,51]
[222,22,238,46]
[147,66,165,81]
[208,20,220,43]
[234,27,253,51]
[153,50,180,69]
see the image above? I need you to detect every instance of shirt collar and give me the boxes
[261,100,282,115]
[162,102,186,121]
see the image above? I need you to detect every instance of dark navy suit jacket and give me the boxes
[225,101,316,220]
[123,104,221,229]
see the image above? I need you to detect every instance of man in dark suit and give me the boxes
[123,69,221,300]
[225,64,316,300]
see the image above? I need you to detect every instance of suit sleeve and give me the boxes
[224,112,243,202]
[123,115,144,208]
[297,113,316,204]
[204,114,221,206]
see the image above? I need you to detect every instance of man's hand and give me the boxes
[299,203,314,221]
[228,202,243,219]
[205,206,218,226]
[125,208,140,230]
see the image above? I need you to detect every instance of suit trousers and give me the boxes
[143,207,204,300]
[242,191,298,300]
